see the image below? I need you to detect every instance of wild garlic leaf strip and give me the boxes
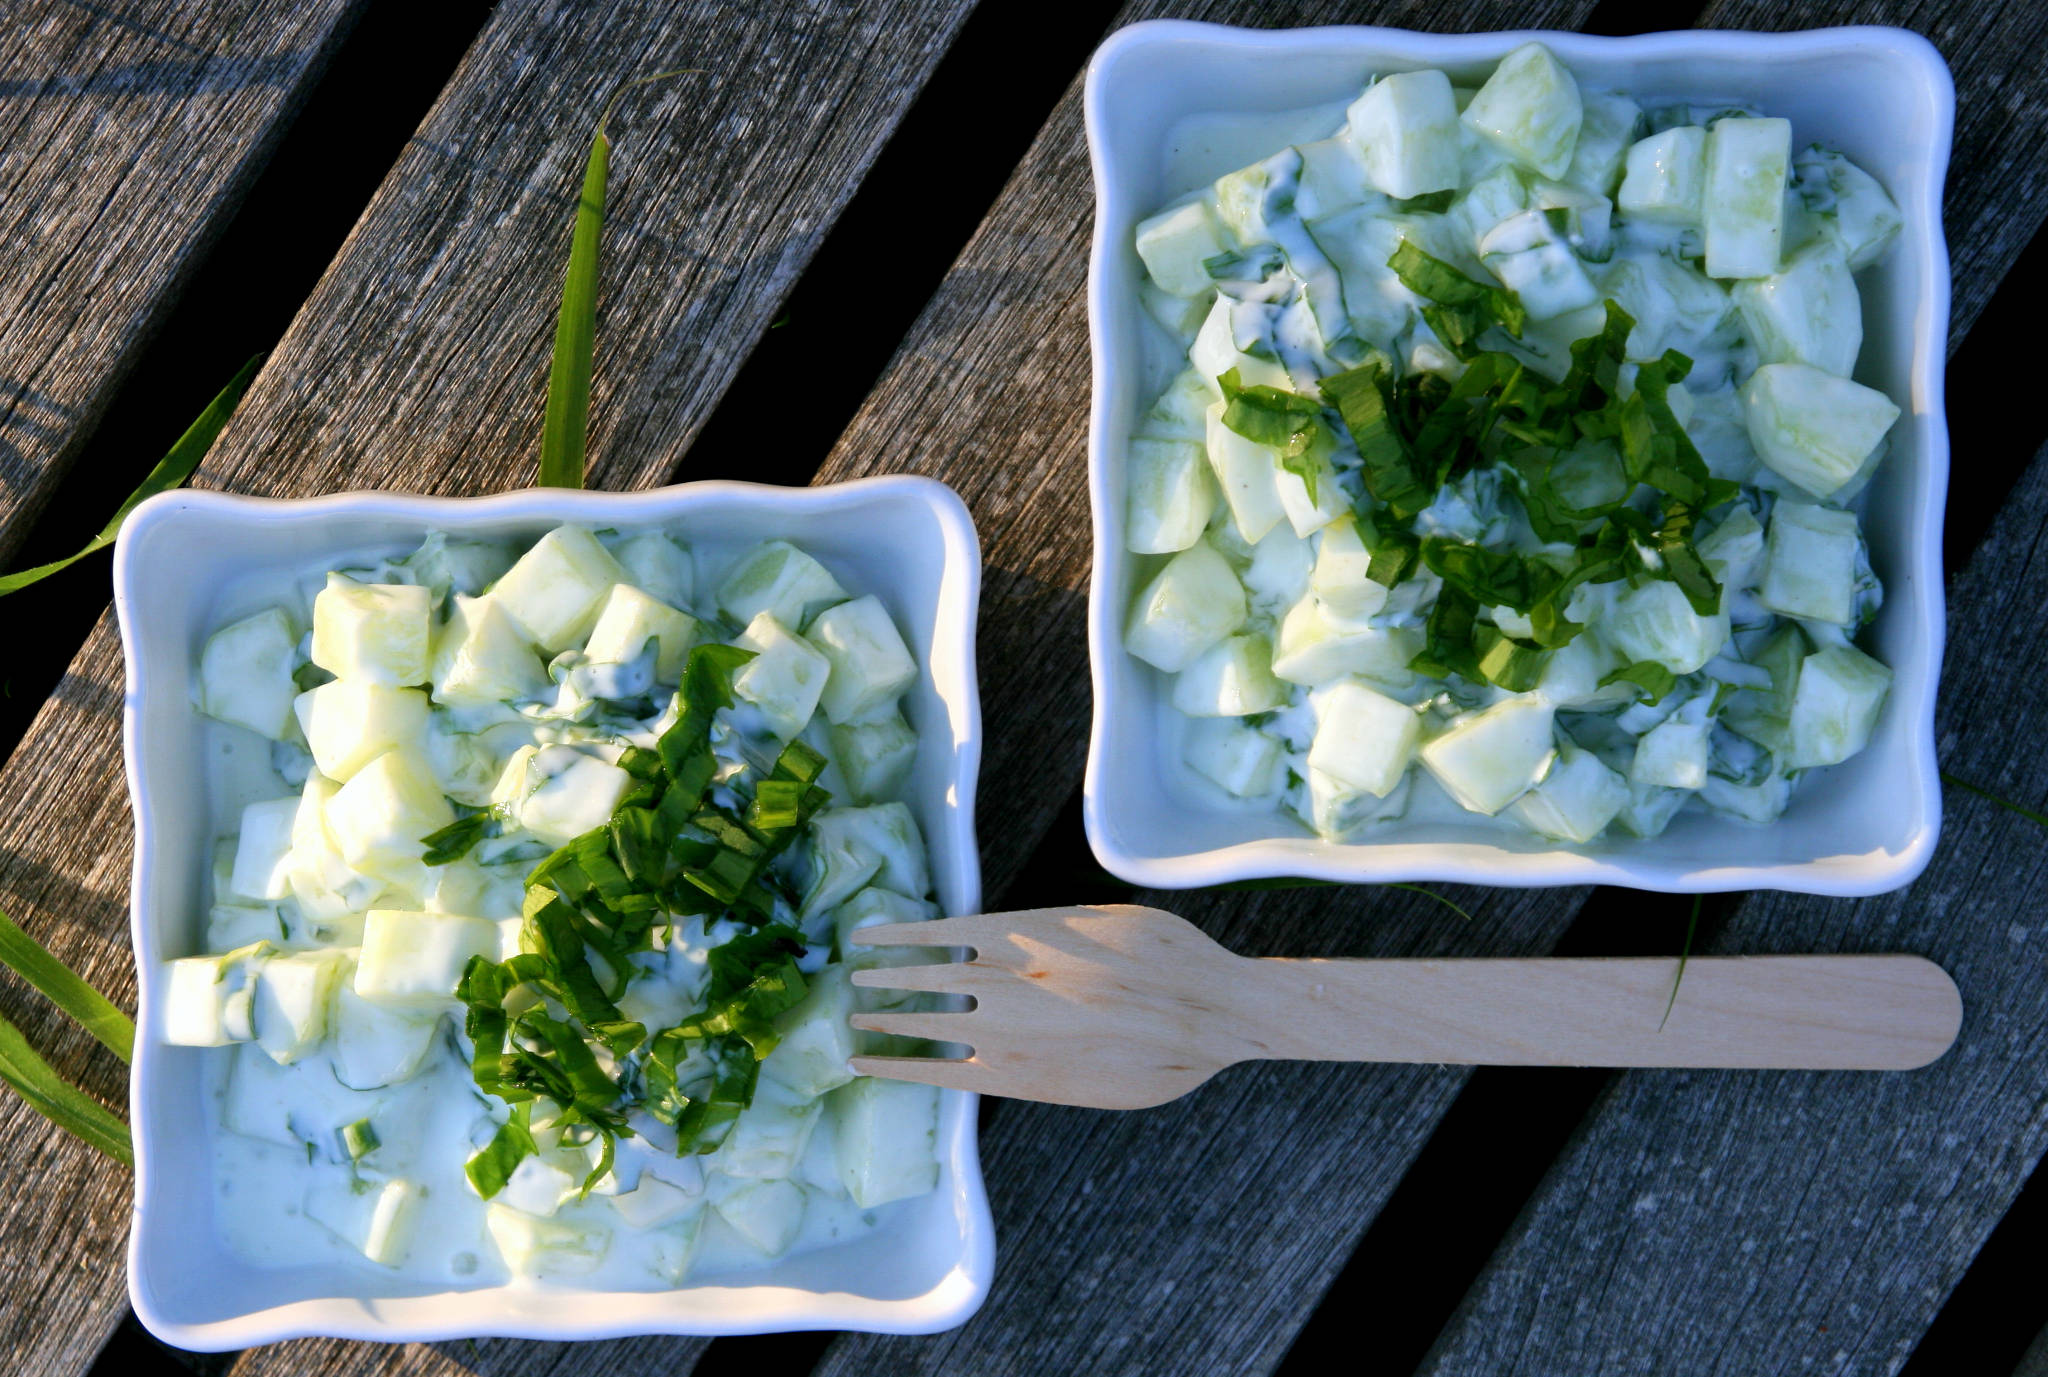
[0,1012,131,1166]
[0,355,260,597]
[0,906,133,1064]
[1941,771,2048,832]
[1660,895,1705,1032]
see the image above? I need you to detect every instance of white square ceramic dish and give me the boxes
[117,478,994,1348]
[1082,22,1953,896]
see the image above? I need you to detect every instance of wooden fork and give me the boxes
[846,905,1963,1109]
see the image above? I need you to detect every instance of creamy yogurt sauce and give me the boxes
[1123,42,1905,846]
[171,525,946,1289]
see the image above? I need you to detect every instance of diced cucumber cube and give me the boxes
[1461,42,1583,180]
[489,524,629,653]
[394,532,514,602]
[1529,178,1614,259]
[1616,126,1706,224]
[1508,743,1627,842]
[286,774,387,928]
[1126,438,1218,554]
[1307,680,1420,798]
[331,986,441,1089]
[1135,200,1229,297]
[584,583,698,684]
[1697,505,1765,604]
[161,941,272,1046]
[496,1153,577,1217]
[1295,134,1380,218]
[831,1076,940,1209]
[1271,595,1420,689]
[486,1203,610,1277]
[1173,633,1288,717]
[1419,694,1557,816]
[828,711,918,805]
[713,1178,808,1256]
[1314,208,1444,344]
[1203,400,1287,545]
[762,964,857,1099]
[228,797,300,901]
[310,574,433,687]
[1184,718,1284,798]
[1346,69,1463,198]
[1143,280,1211,338]
[1699,770,1791,823]
[197,607,301,740]
[1703,117,1791,278]
[1784,644,1891,770]
[1733,242,1861,377]
[1535,632,1630,709]
[733,612,832,740]
[354,910,498,1007]
[1191,295,1291,393]
[1792,146,1903,270]
[1311,517,1392,622]
[803,803,930,916]
[499,745,633,847]
[208,903,284,951]
[1758,501,1863,625]
[307,1177,424,1268]
[324,749,455,884]
[1615,781,1689,838]
[1136,368,1221,442]
[1478,209,1598,320]
[1596,251,1729,360]
[294,679,430,782]
[1631,712,1711,790]
[810,596,918,725]
[1453,164,1534,251]
[718,540,849,633]
[1306,767,1412,839]
[1742,362,1899,500]
[1563,89,1642,195]
[252,948,350,1064]
[611,1172,701,1229]
[1603,580,1730,675]
[430,594,547,707]
[1125,540,1248,673]
[1214,147,1302,244]
[609,530,694,609]
[1274,450,1351,537]
[721,1076,826,1181]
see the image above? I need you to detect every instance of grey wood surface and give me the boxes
[1417,440,2048,1377]
[0,0,974,1372]
[0,0,366,564]
[2020,1321,2048,1377]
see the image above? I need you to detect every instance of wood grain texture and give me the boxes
[0,0,366,564]
[1698,0,2048,346]
[805,7,1608,1371]
[0,0,973,1372]
[1417,438,2048,1377]
[2019,1321,2048,1377]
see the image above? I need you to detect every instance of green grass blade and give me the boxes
[0,354,261,597]
[1385,882,1474,922]
[538,125,607,489]
[1659,894,1703,1032]
[1942,770,2048,831]
[0,907,133,1064]
[0,1011,132,1166]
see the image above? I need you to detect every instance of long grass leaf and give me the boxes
[0,907,133,1064]
[0,1012,132,1166]
[1659,894,1703,1032]
[538,125,606,489]
[1942,770,2048,831]
[0,355,261,597]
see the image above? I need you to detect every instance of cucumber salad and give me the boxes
[164,523,947,1286]
[1123,41,1904,843]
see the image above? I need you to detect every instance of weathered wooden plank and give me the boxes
[1415,440,2048,1377]
[2019,1321,2048,1377]
[806,4,1610,1374]
[0,0,975,1372]
[1698,0,2048,347]
[0,0,367,564]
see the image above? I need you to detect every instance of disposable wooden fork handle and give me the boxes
[1226,954,1961,1071]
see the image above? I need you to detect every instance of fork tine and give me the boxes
[845,917,989,949]
[848,1054,986,1095]
[848,963,976,995]
[848,1010,969,1042]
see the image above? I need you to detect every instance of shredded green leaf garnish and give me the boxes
[0,355,259,598]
